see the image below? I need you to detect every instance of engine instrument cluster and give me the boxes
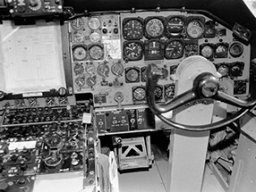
[69,11,250,109]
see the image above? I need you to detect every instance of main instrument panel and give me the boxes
[69,11,251,109]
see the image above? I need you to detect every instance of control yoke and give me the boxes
[146,62,256,131]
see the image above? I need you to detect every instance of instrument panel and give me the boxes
[69,11,250,108]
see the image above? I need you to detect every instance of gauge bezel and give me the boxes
[88,17,101,30]
[214,43,229,58]
[144,16,165,39]
[186,16,205,39]
[88,44,104,60]
[144,39,165,60]
[125,67,140,83]
[154,85,163,101]
[229,42,244,58]
[71,18,84,30]
[204,20,216,38]
[164,84,175,100]
[123,40,144,61]
[164,39,184,59]
[199,43,214,59]
[72,45,87,61]
[165,15,186,37]
[132,86,146,101]
[122,17,144,40]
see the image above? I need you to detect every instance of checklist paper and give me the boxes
[0,20,66,94]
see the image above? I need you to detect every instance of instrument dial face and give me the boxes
[154,86,163,100]
[165,40,183,59]
[88,17,101,30]
[133,87,146,101]
[123,18,144,40]
[85,63,96,75]
[97,63,110,77]
[214,43,229,58]
[73,46,87,61]
[217,64,229,77]
[71,18,84,30]
[166,17,185,36]
[123,41,143,61]
[75,76,85,88]
[111,62,124,76]
[89,45,104,60]
[74,63,84,75]
[89,32,101,43]
[200,45,213,59]
[165,84,175,99]
[186,19,204,39]
[145,40,164,60]
[125,68,140,83]
[229,42,243,57]
[73,31,84,43]
[145,18,164,38]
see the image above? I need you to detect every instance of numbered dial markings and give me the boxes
[229,42,243,57]
[89,45,104,60]
[186,19,205,39]
[123,41,143,61]
[200,44,214,59]
[165,40,184,59]
[133,87,146,101]
[125,68,140,83]
[123,18,144,40]
[145,17,164,38]
[73,46,87,61]
[166,16,185,37]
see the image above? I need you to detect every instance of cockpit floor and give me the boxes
[119,159,225,192]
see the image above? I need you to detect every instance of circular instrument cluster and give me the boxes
[123,18,144,40]
[123,41,143,61]
[166,16,185,37]
[165,40,184,59]
[186,18,205,39]
[144,17,165,39]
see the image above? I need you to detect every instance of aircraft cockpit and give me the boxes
[0,0,256,192]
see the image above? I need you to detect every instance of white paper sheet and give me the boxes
[0,20,66,94]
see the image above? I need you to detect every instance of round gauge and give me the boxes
[145,17,164,38]
[154,86,163,100]
[123,41,143,61]
[73,31,84,43]
[217,64,229,77]
[165,84,175,99]
[214,43,229,58]
[58,87,67,96]
[97,63,110,77]
[86,76,97,87]
[89,45,104,60]
[73,46,87,61]
[123,18,144,40]
[74,63,84,75]
[28,98,37,107]
[88,17,101,30]
[229,42,243,57]
[85,63,96,75]
[200,45,213,59]
[133,87,146,101]
[125,68,140,83]
[71,18,84,30]
[111,61,124,76]
[89,32,101,43]
[145,40,164,60]
[165,40,183,59]
[75,76,85,88]
[186,19,204,39]
[46,97,55,106]
[166,16,185,37]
